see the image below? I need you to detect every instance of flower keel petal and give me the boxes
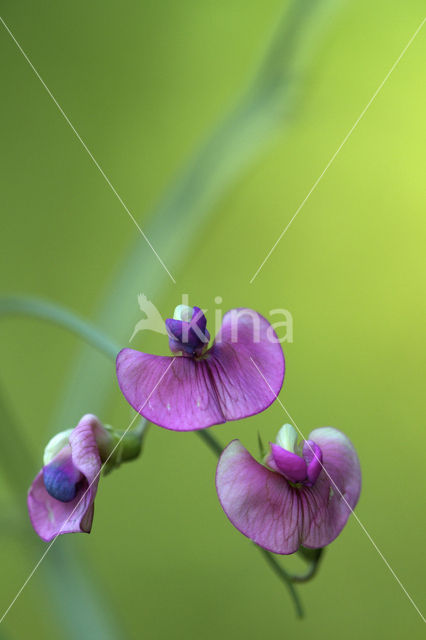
[28,415,102,541]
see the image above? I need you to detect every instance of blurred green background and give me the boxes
[0,0,425,638]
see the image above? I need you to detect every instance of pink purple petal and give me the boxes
[216,440,302,554]
[28,415,102,542]
[216,428,361,554]
[303,440,323,486]
[116,350,225,430]
[268,444,307,483]
[301,427,361,549]
[165,307,210,357]
[116,309,285,431]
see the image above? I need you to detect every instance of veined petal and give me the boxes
[301,427,361,548]
[116,309,284,431]
[116,351,225,430]
[216,429,361,554]
[207,309,284,422]
[216,440,303,554]
[28,415,102,542]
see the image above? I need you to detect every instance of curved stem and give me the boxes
[195,428,304,617]
[0,385,36,495]
[291,562,320,584]
[257,547,304,618]
[293,548,324,583]
[0,295,304,618]
[0,295,119,360]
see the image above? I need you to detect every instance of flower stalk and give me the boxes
[0,295,307,617]
[291,548,324,584]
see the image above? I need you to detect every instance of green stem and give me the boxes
[55,0,341,429]
[258,547,304,619]
[0,295,304,618]
[195,429,223,457]
[292,548,324,583]
[196,428,304,618]
[0,386,35,496]
[0,295,119,360]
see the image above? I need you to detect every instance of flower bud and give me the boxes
[165,305,210,357]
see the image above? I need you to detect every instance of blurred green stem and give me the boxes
[0,386,35,496]
[56,0,341,427]
[196,429,304,618]
[0,295,304,618]
[258,547,303,618]
[293,547,324,583]
[0,295,117,360]
[195,429,223,457]
[0,0,341,626]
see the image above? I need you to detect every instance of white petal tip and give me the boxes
[276,423,298,453]
[173,304,193,322]
[43,429,73,465]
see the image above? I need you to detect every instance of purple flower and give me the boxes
[216,424,361,554]
[28,414,110,542]
[116,305,285,431]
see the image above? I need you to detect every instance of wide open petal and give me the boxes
[301,427,361,548]
[28,416,102,542]
[116,309,284,431]
[116,351,224,430]
[216,440,303,554]
[206,309,285,422]
[216,432,361,554]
